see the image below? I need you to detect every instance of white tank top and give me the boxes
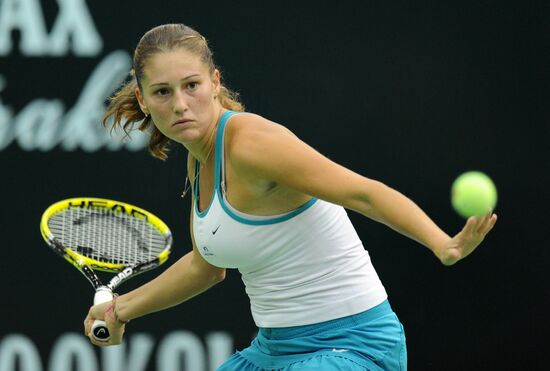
[192,111,387,327]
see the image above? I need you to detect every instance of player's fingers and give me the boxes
[83,317,91,336]
[89,336,110,347]
[478,211,495,232]
[89,327,124,347]
[89,303,107,321]
[87,325,117,346]
[462,216,478,234]
[475,212,492,234]
[480,214,498,235]
[84,311,95,336]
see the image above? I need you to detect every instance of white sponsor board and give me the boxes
[0,331,234,371]
[0,0,148,152]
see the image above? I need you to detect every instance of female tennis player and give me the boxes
[84,24,497,370]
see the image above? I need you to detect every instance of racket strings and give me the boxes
[48,207,167,265]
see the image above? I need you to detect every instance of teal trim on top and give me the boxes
[194,110,240,218]
[218,194,318,225]
[214,110,240,190]
[196,109,319,224]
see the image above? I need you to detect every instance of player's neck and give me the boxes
[184,107,223,165]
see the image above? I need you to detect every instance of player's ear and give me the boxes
[212,69,221,97]
[134,87,149,116]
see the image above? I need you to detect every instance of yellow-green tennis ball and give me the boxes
[451,171,497,218]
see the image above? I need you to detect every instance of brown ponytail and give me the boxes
[102,77,171,160]
[102,24,244,160]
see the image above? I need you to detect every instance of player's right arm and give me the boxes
[85,226,226,346]
[115,234,226,317]
[114,152,225,318]
[84,155,225,346]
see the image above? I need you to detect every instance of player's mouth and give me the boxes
[173,119,193,127]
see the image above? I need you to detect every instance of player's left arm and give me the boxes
[229,115,497,265]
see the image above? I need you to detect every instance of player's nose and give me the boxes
[172,90,189,114]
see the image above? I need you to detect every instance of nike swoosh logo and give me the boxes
[212,225,221,235]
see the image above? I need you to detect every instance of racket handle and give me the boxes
[91,287,113,342]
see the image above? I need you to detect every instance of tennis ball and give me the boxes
[451,171,497,218]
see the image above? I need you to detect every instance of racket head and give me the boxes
[40,197,172,273]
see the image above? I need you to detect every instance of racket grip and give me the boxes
[91,287,113,342]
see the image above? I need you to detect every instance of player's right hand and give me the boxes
[84,302,126,346]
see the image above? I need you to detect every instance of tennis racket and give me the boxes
[40,197,172,342]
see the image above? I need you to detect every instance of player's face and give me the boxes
[135,48,221,144]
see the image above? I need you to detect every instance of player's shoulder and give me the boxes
[225,112,295,149]
[227,111,277,129]
[225,112,298,173]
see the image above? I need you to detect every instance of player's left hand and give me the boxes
[437,211,498,265]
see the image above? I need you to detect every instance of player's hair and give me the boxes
[103,24,244,160]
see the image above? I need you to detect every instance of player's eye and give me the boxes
[187,82,198,91]
[154,88,170,96]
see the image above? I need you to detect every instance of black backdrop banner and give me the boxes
[0,1,547,370]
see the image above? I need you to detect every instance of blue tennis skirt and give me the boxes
[217,300,407,370]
